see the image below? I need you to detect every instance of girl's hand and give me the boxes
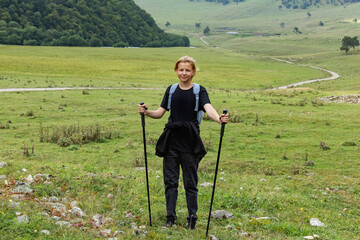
[138,103,148,115]
[219,113,229,124]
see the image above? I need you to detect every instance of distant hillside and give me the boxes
[280,0,360,9]
[189,0,244,5]
[0,0,189,47]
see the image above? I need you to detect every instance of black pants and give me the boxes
[163,147,199,221]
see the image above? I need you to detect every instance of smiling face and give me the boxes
[175,62,196,84]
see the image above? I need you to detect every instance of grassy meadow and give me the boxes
[1,0,360,239]
[0,45,359,240]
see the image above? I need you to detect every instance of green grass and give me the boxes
[0,45,326,90]
[1,86,359,239]
[1,1,360,238]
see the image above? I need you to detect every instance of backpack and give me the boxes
[167,83,203,124]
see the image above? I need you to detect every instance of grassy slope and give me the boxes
[0,45,326,90]
[0,84,359,239]
[135,0,360,91]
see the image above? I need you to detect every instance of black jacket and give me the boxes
[155,120,207,161]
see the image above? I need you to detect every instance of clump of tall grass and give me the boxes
[0,120,11,129]
[39,123,120,147]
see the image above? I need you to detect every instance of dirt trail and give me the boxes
[0,87,163,93]
[198,36,340,90]
[271,58,340,89]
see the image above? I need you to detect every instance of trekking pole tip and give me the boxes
[223,109,228,114]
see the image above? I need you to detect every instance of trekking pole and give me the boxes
[206,109,228,238]
[139,102,152,227]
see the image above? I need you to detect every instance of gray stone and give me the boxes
[92,214,105,227]
[238,231,250,237]
[200,182,213,187]
[99,229,111,237]
[40,230,50,235]
[48,196,59,202]
[38,212,49,218]
[225,225,233,230]
[52,216,61,221]
[48,203,67,212]
[255,217,279,221]
[56,221,70,227]
[11,182,33,194]
[24,175,34,184]
[8,202,21,208]
[70,207,86,217]
[113,230,125,237]
[211,210,234,219]
[17,215,29,223]
[11,194,26,201]
[70,200,79,208]
[0,162,7,168]
[310,218,325,227]
[34,174,50,182]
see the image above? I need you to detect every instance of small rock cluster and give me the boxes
[1,167,130,238]
[318,95,360,104]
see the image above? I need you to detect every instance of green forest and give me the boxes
[0,0,190,47]
[280,0,360,9]
[189,0,244,5]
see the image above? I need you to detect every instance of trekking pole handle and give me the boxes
[139,102,147,127]
[222,109,228,116]
[220,109,228,136]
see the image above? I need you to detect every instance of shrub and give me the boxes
[40,123,120,147]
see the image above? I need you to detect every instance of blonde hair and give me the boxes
[174,56,197,71]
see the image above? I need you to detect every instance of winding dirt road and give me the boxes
[0,87,162,93]
[271,58,340,89]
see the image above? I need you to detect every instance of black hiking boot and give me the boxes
[185,215,196,230]
[163,217,175,228]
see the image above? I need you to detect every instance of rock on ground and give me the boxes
[310,218,325,227]
[100,229,111,237]
[11,182,33,194]
[70,207,86,217]
[70,200,79,208]
[0,162,7,168]
[17,215,29,223]
[200,182,213,187]
[40,230,50,235]
[56,221,70,227]
[48,202,67,212]
[211,210,234,219]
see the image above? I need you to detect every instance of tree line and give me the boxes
[189,0,244,5]
[0,0,189,47]
[279,0,360,9]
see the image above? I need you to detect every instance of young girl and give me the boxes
[138,56,229,229]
